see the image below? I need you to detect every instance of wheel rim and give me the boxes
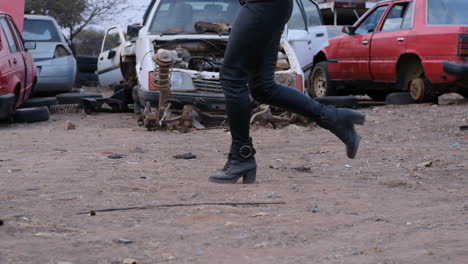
[313,70,327,97]
[409,77,425,101]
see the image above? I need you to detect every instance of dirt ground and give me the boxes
[0,97,467,264]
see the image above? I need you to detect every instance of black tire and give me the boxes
[309,61,337,97]
[367,91,390,101]
[56,93,103,105]
[314,96,358,109]
[458,89,468,99]
[21,97,57,108]
[386,92,416,105]
[14,107,50,123]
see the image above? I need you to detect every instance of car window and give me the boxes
[381,2,411,32]
[288,0,307,30]
[23,19,61,42]
[8,19,25,52]
[148,0,240,34]
[103,27,122,52]
[0,17,19,53]
[401,2,414,29]
[302,0,321,27]
[427,0,468,25]
[354,5,388,35]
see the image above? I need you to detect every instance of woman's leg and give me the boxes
[209,0,294,184]
[248,28,366,159]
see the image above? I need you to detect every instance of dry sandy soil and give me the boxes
[0,98,467,264]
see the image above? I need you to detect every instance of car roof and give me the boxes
[24,14,56,21]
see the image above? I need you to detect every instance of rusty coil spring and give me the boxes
[152,59,173,92]
[49,104,82,114]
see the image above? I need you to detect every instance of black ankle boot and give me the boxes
[316,105,366,159]
[209,141,257,184]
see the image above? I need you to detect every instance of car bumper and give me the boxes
[0,93,15,119]
[35,57,77,93]
[443,61,468,76]
[137,87,226,112]
[35,76,75,93]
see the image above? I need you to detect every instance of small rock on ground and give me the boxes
[65,120,76,130]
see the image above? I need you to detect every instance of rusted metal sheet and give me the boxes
[195,22,230,35]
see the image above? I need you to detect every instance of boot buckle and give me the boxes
[239,145,254,159]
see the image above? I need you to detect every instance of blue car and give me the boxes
[24,15,77,94]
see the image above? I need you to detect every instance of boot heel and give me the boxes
[242,169,257,184]
[351,111,366,125]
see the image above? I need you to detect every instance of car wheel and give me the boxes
[386,92,416,105]
[56,93,102,105]
[14,107,50,123]
[309,62,336,97]
[409,77,435,102]
[21,97,58,108]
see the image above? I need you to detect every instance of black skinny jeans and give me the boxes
[221,0,324,145]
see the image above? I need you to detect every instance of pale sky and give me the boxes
[91,0,151,30]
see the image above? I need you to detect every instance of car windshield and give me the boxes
[148,0,240,35]
[427,0,468,25]
[23,19,61,42]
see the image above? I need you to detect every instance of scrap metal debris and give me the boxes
[49,104,81,114]
[114,238,133,245]
[108,154,125,159]
[174,153,197,160]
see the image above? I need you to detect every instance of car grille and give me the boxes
[193,79,223,94]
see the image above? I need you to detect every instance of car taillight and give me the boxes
[458,34,468,56]
[296,74,303,92]
[148,71,157,91]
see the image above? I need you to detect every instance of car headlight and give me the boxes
[275,73,296,87]
[171,71,196,92]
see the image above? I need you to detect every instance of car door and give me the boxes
[8,17,35,99]
[0,16,26,105]
[302,0,327,61]
[370,1,414,82]
[97,26,125,87]
[332,4,389,80]
[287,0,311,69]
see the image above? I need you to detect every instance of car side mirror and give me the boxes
[127,24,143,40]
[342,25,356,34]
[108,49,117,59]
[24,41,36,50]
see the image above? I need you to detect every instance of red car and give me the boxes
[309,0,468,102]
[0,10,36,119]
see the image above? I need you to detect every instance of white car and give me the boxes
[98,0,328,110]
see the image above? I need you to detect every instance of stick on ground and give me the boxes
[78,202,286,215]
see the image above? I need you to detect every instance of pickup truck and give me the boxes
[97,0,329,111]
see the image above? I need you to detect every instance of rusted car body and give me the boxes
[310,0,468,101]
